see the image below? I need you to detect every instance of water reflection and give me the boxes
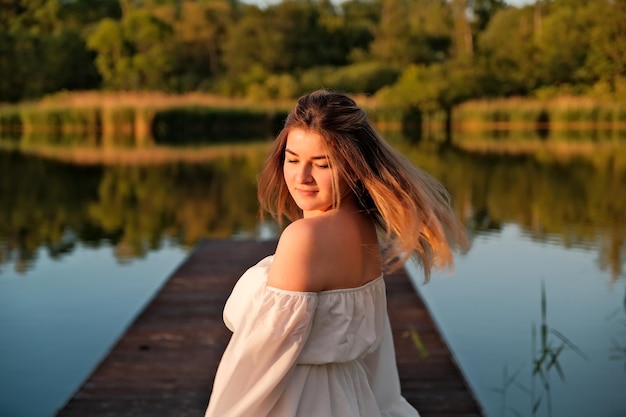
[390,140,626,281]
[1,134,625,417]
[0,145,267,273]
[2,138,626,279]
[409,223,626,417]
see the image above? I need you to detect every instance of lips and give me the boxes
[296,188,318,197]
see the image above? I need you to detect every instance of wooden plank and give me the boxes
[55,239,484,417]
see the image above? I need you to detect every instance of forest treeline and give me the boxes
[1,0,625,115]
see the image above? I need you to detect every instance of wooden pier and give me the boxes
[55,239,484,417]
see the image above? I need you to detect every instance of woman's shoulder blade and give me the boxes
[269,217,343,292]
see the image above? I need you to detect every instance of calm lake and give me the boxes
[0,132,625,417]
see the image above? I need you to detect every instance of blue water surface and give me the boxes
[408,224,626,417]
[0,242,188,417]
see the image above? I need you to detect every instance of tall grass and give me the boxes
[455,96,626,132]
[2,91,292,147]
[3,92,626,148]
[0,107,22,141]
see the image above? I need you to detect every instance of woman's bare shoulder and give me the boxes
[267,217,338,292]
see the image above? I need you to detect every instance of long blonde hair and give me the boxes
[258,90,467,279]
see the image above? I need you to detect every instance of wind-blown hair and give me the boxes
[257,89,467,279]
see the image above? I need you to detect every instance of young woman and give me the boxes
[204,90,467,417]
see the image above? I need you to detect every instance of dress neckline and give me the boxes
[260,255,384,295]
[264,274,384,296]
[318,275,384,294]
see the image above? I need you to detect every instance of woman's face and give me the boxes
[283,128,345,217]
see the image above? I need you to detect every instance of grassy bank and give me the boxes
[454,96,626,132]
[2,92,625,147]
[0,91,422,145]
[0,92,293,146]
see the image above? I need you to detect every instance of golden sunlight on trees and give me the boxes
[0,0,625,111]
[88,10,175,90]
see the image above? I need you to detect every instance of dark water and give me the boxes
[0,137,625,417]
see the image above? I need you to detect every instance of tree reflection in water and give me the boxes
[1,135,625,417]
[0,137,625,279]
[0,144,266,273]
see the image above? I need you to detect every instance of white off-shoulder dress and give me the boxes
[205,255,420,417]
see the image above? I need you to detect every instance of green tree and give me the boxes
[535,0,602,86]
[376,65,440,111]
[376,62,476,130]
[475,5,541,96]
[450,0,472,60]
[59,0,122,29]
[370,0,454,66]
[267,0,329,70]
[219,5,277,93]
[154,0,235,91]
[41,29,102,93]
[0,31,24,102]
[222,0,354,95]
[408,0,453,63]
[338,0,379,63]
[468,0,506,32]
[88,10,174,90]
[87,18,126,88]
[0,0,108,101]
[585,0,626,94]
[369,0,413,66]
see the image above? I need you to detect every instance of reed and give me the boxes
[365,106,404,129]
[617,106,626,123]
[455,96,626,132]
[4,92,293,146]
[57,107,100,136]
[0,107,21,141]
[365,106,447,134]
[6,92,625,148]
[35,90,290,110]
[101,107,136,147]
[135,107,155,147]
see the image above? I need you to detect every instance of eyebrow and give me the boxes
[285,148,329,160]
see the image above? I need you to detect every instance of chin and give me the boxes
[291,195,333,213]
[300,204,333,214]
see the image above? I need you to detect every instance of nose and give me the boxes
[296,164,313,184]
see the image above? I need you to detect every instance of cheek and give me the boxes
[322,172,337,191]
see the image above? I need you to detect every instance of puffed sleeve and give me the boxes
[205,284,318,417]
